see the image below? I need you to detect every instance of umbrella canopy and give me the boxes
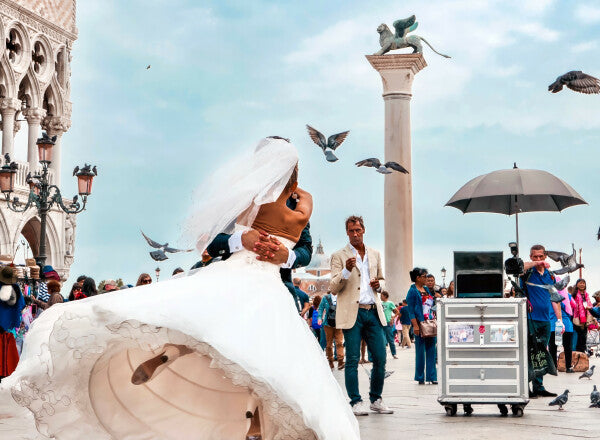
[446,165,587,215]
[445,164,587,251]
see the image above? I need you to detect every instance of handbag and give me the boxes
[574,311,596,327]
[418,319,437,338]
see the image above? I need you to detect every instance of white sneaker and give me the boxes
[370,398,394,414]
[351,400,370,416]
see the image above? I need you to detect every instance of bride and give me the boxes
[0,137,360,440]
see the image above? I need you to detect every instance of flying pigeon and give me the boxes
[590,385,600,407]
[597,227,600,240]
[580,365,596,380]
[548,389,569,410]
[355,158,409,175]
[548,71,600,94]
[526,275,570,303]
[141,230,193,261]
[146,65,151,69]
[306,125,349,162]
[546,244,584,275]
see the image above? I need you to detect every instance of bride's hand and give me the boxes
[254,233,289,265]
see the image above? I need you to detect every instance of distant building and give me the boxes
[293,240,330,297]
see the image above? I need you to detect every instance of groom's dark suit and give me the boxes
[205,197,312,311]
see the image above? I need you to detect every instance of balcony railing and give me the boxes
[14,161,54,189]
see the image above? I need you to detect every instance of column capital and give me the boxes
[42,115,71,135]
[23,107,47,124]
[366,54,427,96]
[0,97,21,113]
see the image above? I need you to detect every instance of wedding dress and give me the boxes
[0,138,360,440]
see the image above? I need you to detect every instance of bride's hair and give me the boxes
[284,164,298,193]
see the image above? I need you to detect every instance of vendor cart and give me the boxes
[437,252,529,417]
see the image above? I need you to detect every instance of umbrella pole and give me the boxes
[515,197,520,255]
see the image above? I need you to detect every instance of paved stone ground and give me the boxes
[332,346,600,439]
[2,346,600,439]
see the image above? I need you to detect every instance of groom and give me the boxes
[330,215,393,416]
[206,196,312,312]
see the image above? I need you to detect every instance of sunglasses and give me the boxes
[141,279,152,284]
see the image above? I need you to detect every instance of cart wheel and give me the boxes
[463,404,473,416]
[511,405,524,417]
[498,404,508,416]
[445,405,457,416]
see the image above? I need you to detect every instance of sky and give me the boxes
[21,0,600,292]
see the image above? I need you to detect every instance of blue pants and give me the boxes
[343,308,387,405]
[414,335,437,382]
[383,325,397,356]
[529,319,551,392]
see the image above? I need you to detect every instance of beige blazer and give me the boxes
[329,244,387,329]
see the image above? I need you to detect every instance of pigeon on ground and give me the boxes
[546,244,584,275]
[580,365,596,380]
[548,389,569,410]
[141,231,193,261]
[526,274,570,303]
[306,125,349,162]
[590,385,600,407]
[548,71,600,94]
[366,368,394,379]
[355,158,409,175]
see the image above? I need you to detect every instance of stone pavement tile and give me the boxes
[334,346,600,439]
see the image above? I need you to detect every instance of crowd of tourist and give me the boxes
[1,240,598,410]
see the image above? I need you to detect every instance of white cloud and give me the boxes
[575,4,600,24]
[514,23,559,42]
[573,41,598,53]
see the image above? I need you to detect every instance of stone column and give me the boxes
[0,98,21,157]
[42,116,70,186]
[23,108,46,172]
[366,54,427,302]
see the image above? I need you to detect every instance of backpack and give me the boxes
[311,308,322,330]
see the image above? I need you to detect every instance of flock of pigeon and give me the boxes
[515,243,584,302]
[549,366,598,410]
[306,125,409,174]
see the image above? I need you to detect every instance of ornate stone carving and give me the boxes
[42,115,71,135]
[65,213,76,256]
[23,107,46,123]
[0,97,21,112]
[0,1,76,45]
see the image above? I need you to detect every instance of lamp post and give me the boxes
[441,267,447,288]
[155,267,161,282]
[0,132,97,268]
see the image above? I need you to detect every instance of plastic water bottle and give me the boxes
[555,321,564,345]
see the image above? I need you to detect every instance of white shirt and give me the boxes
[228,231,296,268]
[341,244,376,305]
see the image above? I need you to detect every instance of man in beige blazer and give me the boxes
[330,216,393,417]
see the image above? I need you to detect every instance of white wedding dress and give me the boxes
[0,236,360,440]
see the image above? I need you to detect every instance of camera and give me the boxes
[504,242,524,276]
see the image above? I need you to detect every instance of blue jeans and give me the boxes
[414,335,437,382]
[383,325,397,356]
[343,308,387,405]
[529,319,551,392]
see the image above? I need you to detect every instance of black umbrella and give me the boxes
[446,164,587,250]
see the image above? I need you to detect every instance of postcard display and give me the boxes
[437,297,529,416]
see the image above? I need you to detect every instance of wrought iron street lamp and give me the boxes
[441,267,447,288]
[155,267,161,282]
[2,132,97,267]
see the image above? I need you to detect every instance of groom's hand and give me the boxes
[254,233,289,265]
[241,229,261,251]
